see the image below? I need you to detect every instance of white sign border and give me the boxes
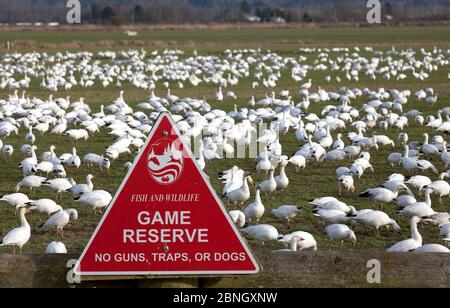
[74,112,260,276]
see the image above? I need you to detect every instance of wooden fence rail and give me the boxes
[0,248,449,288]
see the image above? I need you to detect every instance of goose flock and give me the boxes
[0,46,449,255]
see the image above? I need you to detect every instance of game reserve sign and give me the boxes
[75,113,259,276]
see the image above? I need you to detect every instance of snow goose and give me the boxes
[295,122,309,143]
[440,224,450,242]
[83,153,102,167]
[256,147,272,175]
[258,170,277,199]
[99,157,111,173]
[46,241,67,254]
[399,188,435,219]
[321,149,346,162]
[325,224,357,249]
[402,145,422,175]
[42,178,74,200]
[68,174,94,198]
[244,187,265,224]
[39,209,78,237]
[441,142,450,169]
[332,133,345,150]
[67,148,81,169]
[288,154,306,172]
[313,209,354,225]
[29,199,62,216]
[241,224,282,243]
[424,174,450,203]
[359,183,409,210]
[353,157,374,173]
[417,159,438,175]
[319,126,333,148]
[15,175,46,193]
[386,173,405,182]
[2,144,13,159]
[279,231,317,251]
[309,197,339,206]
[74,190,112,214]
[271,205,301,225]
[0,193,31,213]
[19,162,37,177]
[223,171,252,206]
[388,152,403,167]
[228,210,246,228]
[20,144,33,157]
[312,200,356,215]
[338,175,355,196]
[423,212,450,227]
[353,211,401,236]
[36,161,54,175]
[41,145,60,165]
[273,236,303,252]
[215,87,224,101]
[398,132,408,148]
[386,217,422,252]
[394,194,417,208]
[405,175,432,196]
[0,206,31,254]
[274,160,289,191]
[25,127,35,144]
[373,135,395,148]
[349,164,365,178]
[64,129,89,143]
[422,133,440,157]
[21,145,37,165]
[414,244,450,253]
[219,166,249,195]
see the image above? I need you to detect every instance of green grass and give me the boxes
[0,28,449,255]
[1,26,450,45]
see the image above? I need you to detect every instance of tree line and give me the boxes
[0,0,448,24]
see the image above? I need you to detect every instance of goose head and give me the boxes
[439,173,449,180]
[394,183,410,194]
[346,206,357,217]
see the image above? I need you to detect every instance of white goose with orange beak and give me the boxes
[0,206,31,254]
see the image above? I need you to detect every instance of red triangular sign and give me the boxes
[75,112,259,276]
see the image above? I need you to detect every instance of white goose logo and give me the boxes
[147,138,184,185]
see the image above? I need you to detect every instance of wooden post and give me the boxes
[5,40,10,50]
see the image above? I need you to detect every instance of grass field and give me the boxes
[1,26,450,51]
[0,26,449,254]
